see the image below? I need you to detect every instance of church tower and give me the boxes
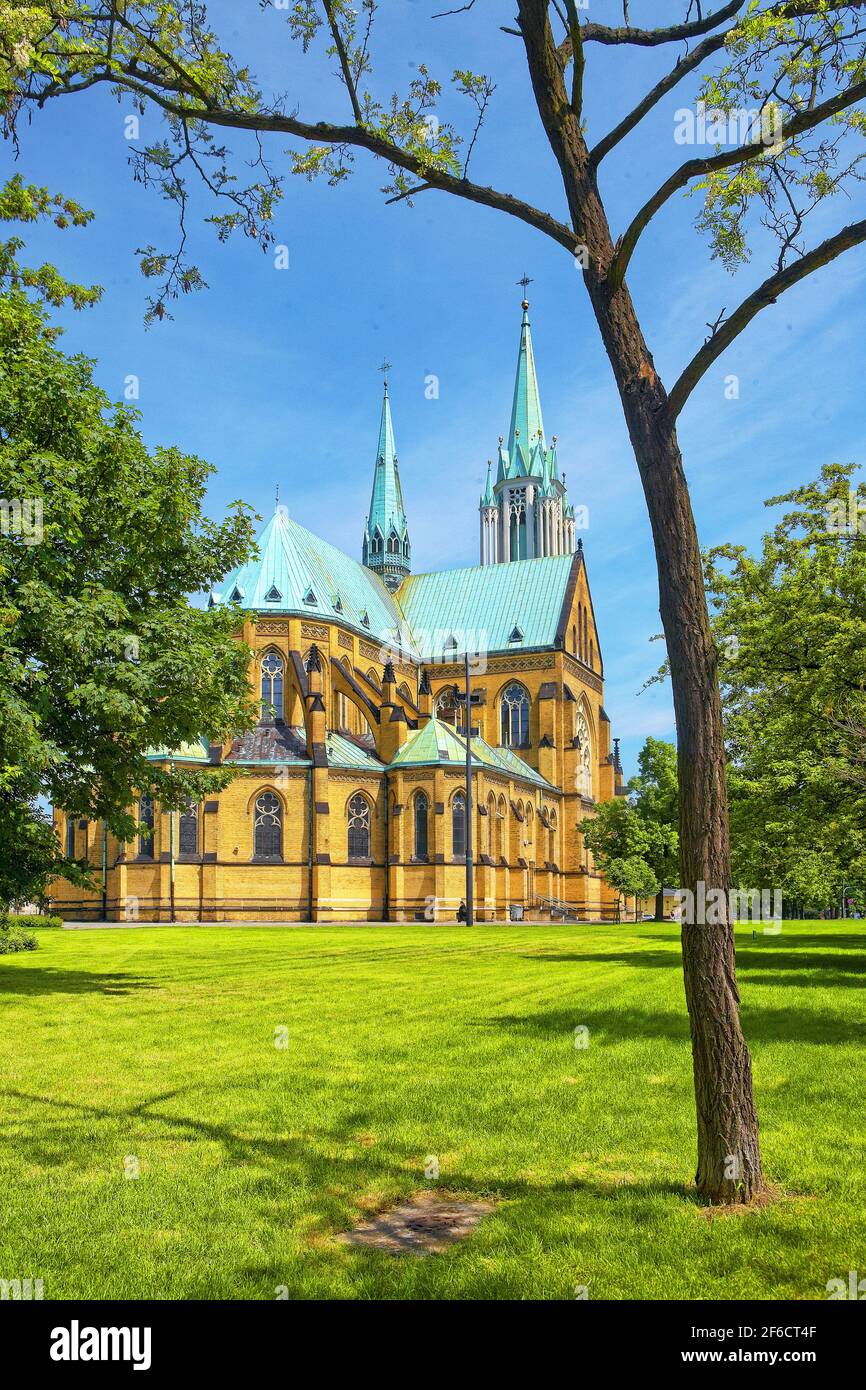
[362,369,411,592]
[480,283,576,564]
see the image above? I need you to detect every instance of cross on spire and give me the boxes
[517,272,533,302]
[378,358,392,389]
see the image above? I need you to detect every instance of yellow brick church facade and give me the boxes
[51,298,625,923]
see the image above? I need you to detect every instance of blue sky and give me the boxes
[7,0,865,775]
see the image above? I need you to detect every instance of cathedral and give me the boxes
[51,294,624,923]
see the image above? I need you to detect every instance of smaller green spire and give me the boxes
[480,460,495,508]
[362,372,411,593]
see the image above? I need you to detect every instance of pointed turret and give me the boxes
[480,460,495,508]
[479,457,499,563]
[362,372,411,593]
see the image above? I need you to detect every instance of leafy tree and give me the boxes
[705,463,866,916]
[0,178,259,908]
[628,738,679,920]
[13,1,866,1201]
[582,797,662,921]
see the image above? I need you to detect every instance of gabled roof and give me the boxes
[225,725,385,772]
[389,717,555,791]
[225,724,308,764]
[397,553,576,655]
[213,506,415,651]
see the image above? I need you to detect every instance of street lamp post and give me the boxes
[464,651,473,927]
[454,652,483,927]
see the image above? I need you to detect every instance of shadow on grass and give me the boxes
[522,944,866,983]
[1,1084,698,1216]
[480,1003,861,1046]
[0,967,159,997]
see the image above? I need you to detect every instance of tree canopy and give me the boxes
[706,463,866,913]
[582,791,661,919]
[628,737,680,917]
[0,177,258,906]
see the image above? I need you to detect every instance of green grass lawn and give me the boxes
[0,919,863,1300]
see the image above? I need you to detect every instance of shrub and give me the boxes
[0,923,39,953]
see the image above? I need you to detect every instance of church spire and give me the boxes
[479,284,576,566]
[362,365,411,592]
[504,278,546,479]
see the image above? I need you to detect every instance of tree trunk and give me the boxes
[518,0,765,1204]
[655,888,665,922]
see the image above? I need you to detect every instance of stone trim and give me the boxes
[562,651,603,693]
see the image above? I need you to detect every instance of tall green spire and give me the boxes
[505,294,546,478]
[362,371,411,593]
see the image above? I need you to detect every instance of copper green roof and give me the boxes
[397,553,577,656]
[146,737,210,763]
[388,717,554,791]
[327,731,385,772]
[213,506,415,653]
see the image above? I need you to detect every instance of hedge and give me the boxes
[5,914,62,930]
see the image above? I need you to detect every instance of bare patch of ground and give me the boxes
[334,1190,495,1254]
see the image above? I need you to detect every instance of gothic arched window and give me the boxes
[575,707,593,798]
[66,816,76,859]
[500,682,530,748]
[435,686,462,730]
[497,795,507,859]
[347,794,371,859]
[254,791,283,859]
[452,792,467,861]
[414,791,429,860]
[139,794,155,857]
[179,801,198,855]
[261,650,284,721]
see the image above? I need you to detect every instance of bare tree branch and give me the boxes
[565,0,584,117]
[560,0,744,57]
[609,74,866,287]
[27,67,577,252]
[322,0,363,123]
[667,214,866,418]
[590,27,736,166]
